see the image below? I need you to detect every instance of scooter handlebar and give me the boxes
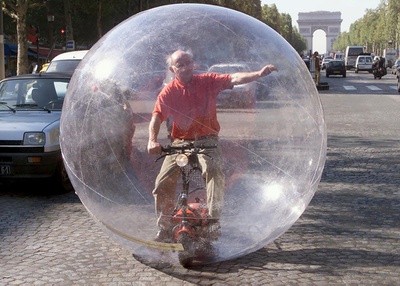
[156,143,217,162]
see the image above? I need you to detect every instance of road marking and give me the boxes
[366,85,382,90]
[343,85,356,90]
[390,86,398,90]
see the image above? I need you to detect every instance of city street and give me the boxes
[1,71,400,285]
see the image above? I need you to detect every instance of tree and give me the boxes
[260,4,306,54]
[3,0,44,75]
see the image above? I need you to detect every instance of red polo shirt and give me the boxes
[153,73,232,139]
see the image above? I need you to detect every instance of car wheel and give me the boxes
[343,73,346,78]
[355,69,358,73]
[52,160,74,193]
[326,73,329,78]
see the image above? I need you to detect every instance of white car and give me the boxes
[0,72,73,192]
[355,55,373,73]
[208,63,257,108]
[320,57,332,70]
[45,50,89,75]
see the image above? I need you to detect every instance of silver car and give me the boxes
[208,63,257,108]
[0,73,73,192]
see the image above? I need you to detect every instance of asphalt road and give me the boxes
[1,69,400,285]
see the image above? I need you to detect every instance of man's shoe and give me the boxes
[154,229,172,243]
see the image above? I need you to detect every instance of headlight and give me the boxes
[23,132,45,145]
[175,154,189,167]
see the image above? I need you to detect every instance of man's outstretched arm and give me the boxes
[230,64,277,85]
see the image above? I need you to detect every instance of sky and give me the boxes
[261,0,381,53]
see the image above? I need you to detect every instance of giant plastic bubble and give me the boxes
[60,3,326,266]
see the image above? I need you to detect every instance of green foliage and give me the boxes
[4,0,309,74]
[333,0,399,55]
[4,0,305,52]
[260,4,306,53]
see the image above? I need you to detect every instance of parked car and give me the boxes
[355,55,373,73]
[208,63,257,108]
[45,50,89,75]
[0,72,73,192]
[325,60,346,78]
[391,58,400,75]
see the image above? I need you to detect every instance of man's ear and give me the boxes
[169,66,175,73]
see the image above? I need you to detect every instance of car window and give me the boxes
[46,60,81,74]
[0,78,70,110]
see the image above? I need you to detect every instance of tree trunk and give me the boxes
[15,0,29,75]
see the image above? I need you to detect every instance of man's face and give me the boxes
[171,53,194,83]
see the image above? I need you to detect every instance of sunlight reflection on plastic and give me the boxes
[60,4,327,266]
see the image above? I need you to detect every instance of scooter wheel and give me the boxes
[177,232,194,268]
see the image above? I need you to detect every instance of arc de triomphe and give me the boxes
[297,11,342,55]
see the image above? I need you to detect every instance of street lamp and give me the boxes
[36,25,40,71]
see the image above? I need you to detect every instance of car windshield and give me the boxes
[330,61,343,67]
[0,77,69,111]
[348,48,364,56]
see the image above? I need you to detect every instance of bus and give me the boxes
[345,46,364,70]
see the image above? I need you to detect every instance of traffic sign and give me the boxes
[66,40,75,51]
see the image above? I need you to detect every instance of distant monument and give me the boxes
[297,11,342,55]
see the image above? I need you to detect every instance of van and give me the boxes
[345,46,364,70]
[334,53,344,61]
[355,55,373,73]
[45,50,89,75]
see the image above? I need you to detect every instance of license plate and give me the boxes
[0,165,11,175]
[333,71,340,74]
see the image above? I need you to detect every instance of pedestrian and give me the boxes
[312,51,320,84]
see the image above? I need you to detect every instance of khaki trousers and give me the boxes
[152,137,225,230]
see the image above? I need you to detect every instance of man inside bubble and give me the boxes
[147,49,277,242]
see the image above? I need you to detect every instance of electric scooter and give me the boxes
[155,142,220,267]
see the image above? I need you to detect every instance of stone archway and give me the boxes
[297,11,342,55]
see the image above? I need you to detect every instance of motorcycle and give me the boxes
[155,142,220,267]
[373,66,387,79]
[372,58,387,79]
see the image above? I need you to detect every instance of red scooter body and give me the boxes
[157,143,220,267]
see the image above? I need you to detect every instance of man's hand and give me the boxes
[147,140,162,155]
[259,64,278,77]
